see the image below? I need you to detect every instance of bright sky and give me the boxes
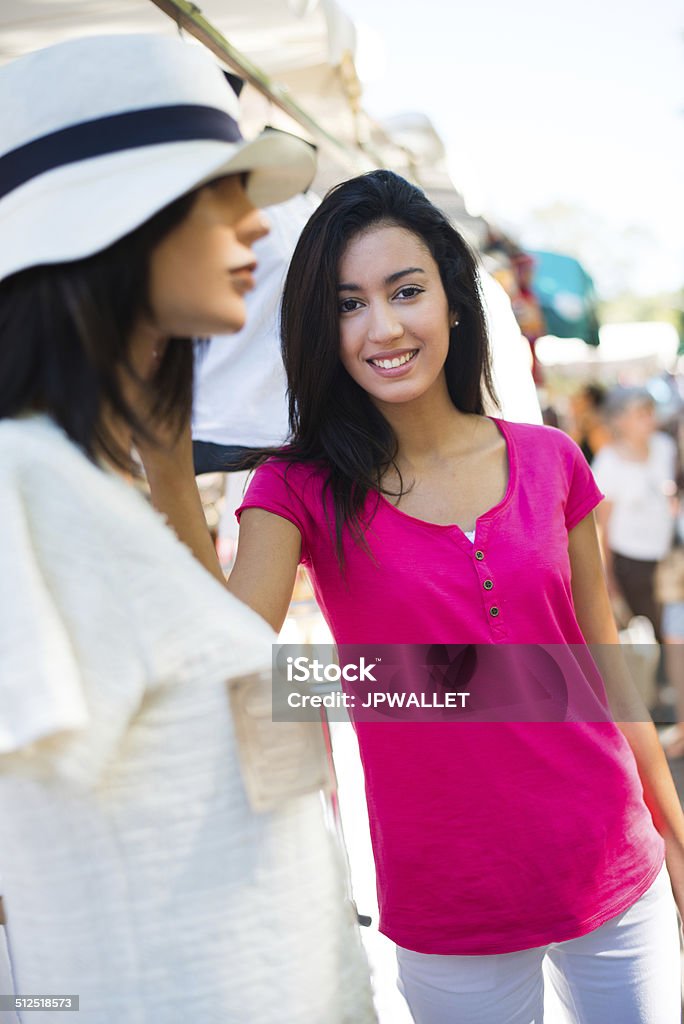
[340,0,684,298]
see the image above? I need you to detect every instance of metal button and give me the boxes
[483,579,493,591]
[489,606,500,617]
[475,550,485,561]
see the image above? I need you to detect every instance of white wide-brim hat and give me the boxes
[0,33,317,284]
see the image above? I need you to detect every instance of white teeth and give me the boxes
[371,351,416,369]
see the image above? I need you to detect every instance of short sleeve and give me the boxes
[0,463,147,787]
[236,460,316,564]
[0,482,90,756]
[562,434,605,530]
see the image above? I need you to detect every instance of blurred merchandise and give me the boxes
[619,616,659,709]
[536,323,681,390]
[482,231,547,383]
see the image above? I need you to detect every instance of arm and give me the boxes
[569,511,684,914]
[228,508,301,632]
[140,411,301,630]
[126,340,226,586]
[594,498,618,595]
[594,498,633,627]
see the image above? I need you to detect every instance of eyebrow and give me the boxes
[337,267,426,292]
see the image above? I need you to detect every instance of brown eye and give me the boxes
[339,298,362,313]
[394,286,424,300]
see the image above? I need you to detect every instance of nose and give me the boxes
[237,206,270,247]
[367,302,404,345]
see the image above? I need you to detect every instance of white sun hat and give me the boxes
[0,33,317,284]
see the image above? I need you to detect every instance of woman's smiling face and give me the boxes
[337,222,454,409]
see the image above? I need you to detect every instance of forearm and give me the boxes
[619,719,684,916]
[618,720,684,843]
[570,512,684,910]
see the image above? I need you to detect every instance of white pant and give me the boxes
[396,865,682,1024]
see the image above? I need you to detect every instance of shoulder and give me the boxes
[0,414,77,464]
[0,416,193,570]
[0,415,105,507]
[498,419,603,526]
[250,454,329,497]
[240,456,332,540]
[497,419,584,464]
[255,452,326,479]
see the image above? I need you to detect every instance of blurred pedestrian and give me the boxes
[0,33,374,1023]
[569,382,611,465]
[592,387,677,641]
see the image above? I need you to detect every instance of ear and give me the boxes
[449,313,460,328]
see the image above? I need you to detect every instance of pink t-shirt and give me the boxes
[237,419,665,954]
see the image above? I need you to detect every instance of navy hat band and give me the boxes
[0,104,242,200]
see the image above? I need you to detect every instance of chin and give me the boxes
[189,307,247,336]
[216,302,248,334]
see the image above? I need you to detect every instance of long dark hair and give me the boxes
[0,190,199,472]
[278,169,497,559]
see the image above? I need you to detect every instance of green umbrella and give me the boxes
[530,250,600,347]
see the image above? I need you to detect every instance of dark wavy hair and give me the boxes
[277,169,497,559]
[0,189,201,472]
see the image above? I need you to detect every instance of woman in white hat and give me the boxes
[0,33,375,1024]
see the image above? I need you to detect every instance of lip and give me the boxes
[366,348,419,377]
[228,270,254,294]
[228,264,257,294]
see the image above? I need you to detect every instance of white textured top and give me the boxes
[592,432,677,560]
[0,416,375,1024]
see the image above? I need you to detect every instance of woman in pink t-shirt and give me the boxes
[228,171,684,1023]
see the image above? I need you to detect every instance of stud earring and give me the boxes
[450,318,459,328]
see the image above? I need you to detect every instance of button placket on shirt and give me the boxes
[472,531,506,635]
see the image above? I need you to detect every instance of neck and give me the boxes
[127,317,168,382]
[101,319,168,475]
[374,378,482,465]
